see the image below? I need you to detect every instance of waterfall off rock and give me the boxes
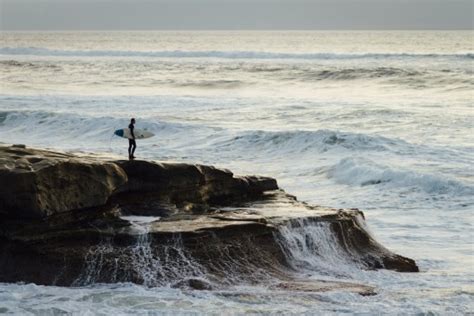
[0,145,418,295]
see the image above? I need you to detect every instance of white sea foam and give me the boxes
[214,129,397,154]
[327,157,474,196]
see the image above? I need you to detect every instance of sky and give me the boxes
[0,0,472,30]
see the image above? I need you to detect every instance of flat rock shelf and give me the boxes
[0,144,418,296]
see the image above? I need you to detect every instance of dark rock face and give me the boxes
[114,160,278,206]
[0,145,418,295]
[0,145,127,219]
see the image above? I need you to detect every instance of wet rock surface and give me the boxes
[0,145,418,295]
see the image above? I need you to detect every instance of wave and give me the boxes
[0,110,207,142]
[300,67,423,81]
[1,110,469,164]
[2,57,470,92]
[327,157,473,195]
[173,79,245,89]
[0,60,37,67]
[1,110,471,197]
[0,110,396,154]
[213,129,403,154]
[0,60,61,69]
[1,47,473,60]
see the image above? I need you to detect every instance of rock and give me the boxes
[113,160,278,205]
[0,145,419,292]
[172,278,214,290]
[0,145,277,220]
[272,280,376,296]
[0,145,127,219]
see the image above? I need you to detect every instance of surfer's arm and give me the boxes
[130,126,135,139]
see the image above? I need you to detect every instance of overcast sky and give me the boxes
[1,0,472,30]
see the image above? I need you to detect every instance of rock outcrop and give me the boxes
[0,144,418,295]
[0,145,127,219]
[114,159,277,208]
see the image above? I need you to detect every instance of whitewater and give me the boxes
[0,31,473,315]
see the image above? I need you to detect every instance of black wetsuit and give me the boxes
[128,123,136,158]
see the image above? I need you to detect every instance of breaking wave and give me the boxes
[1,47,473,60]
[0,110,397,154]
[327,157,473,195]
[0,109,461,159]
[1,110,471,198]
[0,110,205,142]
[213,129,406,154]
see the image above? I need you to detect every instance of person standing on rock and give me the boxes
[128,118,136,160]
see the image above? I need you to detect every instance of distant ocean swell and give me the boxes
[1,60,472,90]
[1,47,473,60]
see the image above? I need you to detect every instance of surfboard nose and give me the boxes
[114,129,124,137]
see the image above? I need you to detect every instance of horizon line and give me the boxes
[1,29,473,32]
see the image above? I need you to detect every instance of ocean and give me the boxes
[0,31,473,315]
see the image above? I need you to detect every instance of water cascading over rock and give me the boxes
[0,144,418,294]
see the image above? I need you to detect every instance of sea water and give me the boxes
[0,31,472,315]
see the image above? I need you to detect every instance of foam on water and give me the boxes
[328,157,474,196]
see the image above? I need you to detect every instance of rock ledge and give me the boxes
[0,145,418,294]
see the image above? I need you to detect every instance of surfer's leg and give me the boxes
[131,140,136,158]
[128,139,133,158]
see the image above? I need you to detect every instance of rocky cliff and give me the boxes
[0,144,418,295]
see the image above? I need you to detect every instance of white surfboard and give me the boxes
[114,128,154,140]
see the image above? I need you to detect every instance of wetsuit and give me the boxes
[128,123,136,159]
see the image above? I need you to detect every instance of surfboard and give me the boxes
[114,128,154,140]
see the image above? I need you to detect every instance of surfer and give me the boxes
[128,118,136,160]
[114,118,154,157]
